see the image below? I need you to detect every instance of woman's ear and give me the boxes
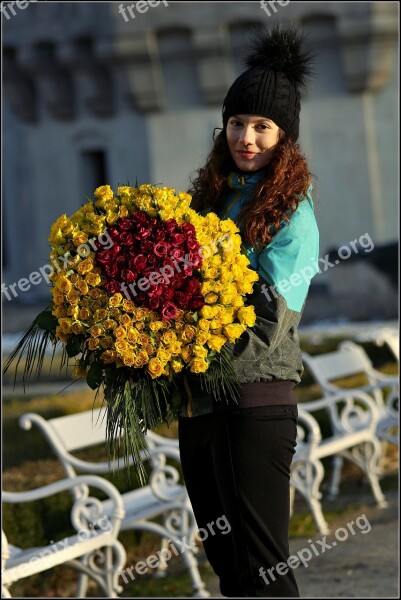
[212,127,224,142]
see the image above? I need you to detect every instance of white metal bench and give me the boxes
[291,390,387,535]
[2,475,126,598]
[355,326,399,363]
[17,409,210,598]
[302,341,398,500]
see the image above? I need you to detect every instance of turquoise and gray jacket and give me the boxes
[179,168,320,417]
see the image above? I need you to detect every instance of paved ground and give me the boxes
[203,488,399,598]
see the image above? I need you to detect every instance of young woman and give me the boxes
[178,26,319,598]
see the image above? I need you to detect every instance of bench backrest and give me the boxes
[302,342,373,387]
[47,408,108,452]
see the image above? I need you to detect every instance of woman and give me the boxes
[178,26,319,598]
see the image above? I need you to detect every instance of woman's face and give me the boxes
[226,114,280,172]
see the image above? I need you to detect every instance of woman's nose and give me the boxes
[240,126,255,146]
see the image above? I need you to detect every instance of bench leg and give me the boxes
[327,455,344,500]
[291,458,330,535]
[180,546,210,598]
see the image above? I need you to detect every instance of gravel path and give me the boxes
[204,489,399,598]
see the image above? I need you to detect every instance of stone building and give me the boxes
[2,1,399,321]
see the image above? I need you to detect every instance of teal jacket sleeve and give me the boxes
[257,193,320,313]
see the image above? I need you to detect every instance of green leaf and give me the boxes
[86,362,104,390]
[192,311,199,322]
[66,336,83,358]
[34,310,58,332]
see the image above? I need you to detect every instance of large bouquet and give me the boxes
[5,183,258,483]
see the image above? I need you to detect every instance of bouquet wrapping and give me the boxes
[4,183,258,483]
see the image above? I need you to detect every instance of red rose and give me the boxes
[133,254,148,272]
[110,243,121,256]
[104,263,119,278]
[141,241,153,253]
[162,287,175,301]
[132,210,148,224]
[182,264,193,277]
[119,217,134,231]
[161,302,178,320]
[149,296,161,310]
[96,250,113,264]
[171,247,185,261]
[189,296,205,311]
[181,223,196,236]
[188,250,202,268]
[185,278,201,294]
[108,226,121,239]
[163,219,178,233]
[104,280,121,295]
[116,255,128,268]
[121,269,137,284]
[187,238,200,251]
[120,232,135,246]
[170,233,185,246]
[154,242,169,257]
[175,291,190,308]
[136,226,151,240]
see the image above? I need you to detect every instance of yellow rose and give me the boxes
[94,185,114,201]
[157,348,171,362]
[53,306,67,319]
[85,273,102,287]
[149,320,164,333]
[134,350,149,368]
[77,258,93,275]
[66,290,80,305]
[195,331,209,345]
[199,305,214,320]
[55,275,72,294]
[114,326,127,339]
[122,299,136,313]
[100,336,114,349]
[94,308,109,322]
[101,349,118,364]
[75,280,89,295]
[205,292,219,304]
[181,325,197,343]
[104,319,117,330]
[169,341,182,355]
[148,357,164,378]
[115,339,130,353]
[72,232,89,247]
[162,331,177,345]
[127,327,139,343]
[237,306,257,328]
[223,323,245,342]
[87,337,101,350]
[171,358,184,373]
[67,305,79,319]
[90,325,104,337]
[109,293,123,307]
[190,357,209,374]
[181,345,193,363]
[198,319,210,332]
[71,321,85,335]
[207,334,226,352]
[119,313,132,327]
[58,318,73,334]
[192,344,208,359]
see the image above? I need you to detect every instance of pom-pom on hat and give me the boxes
[222,25,314,141]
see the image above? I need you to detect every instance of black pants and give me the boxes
[178,405,300,598]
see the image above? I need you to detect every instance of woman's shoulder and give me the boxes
[285,184,318,236]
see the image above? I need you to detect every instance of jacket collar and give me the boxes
[227,168,267,191]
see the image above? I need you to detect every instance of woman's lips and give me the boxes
[237,151,258,158]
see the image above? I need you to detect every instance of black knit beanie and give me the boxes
[222,25,313,142]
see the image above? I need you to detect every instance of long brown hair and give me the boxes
[188,128,313,250]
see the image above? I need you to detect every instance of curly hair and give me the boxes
[188,128,313,250]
